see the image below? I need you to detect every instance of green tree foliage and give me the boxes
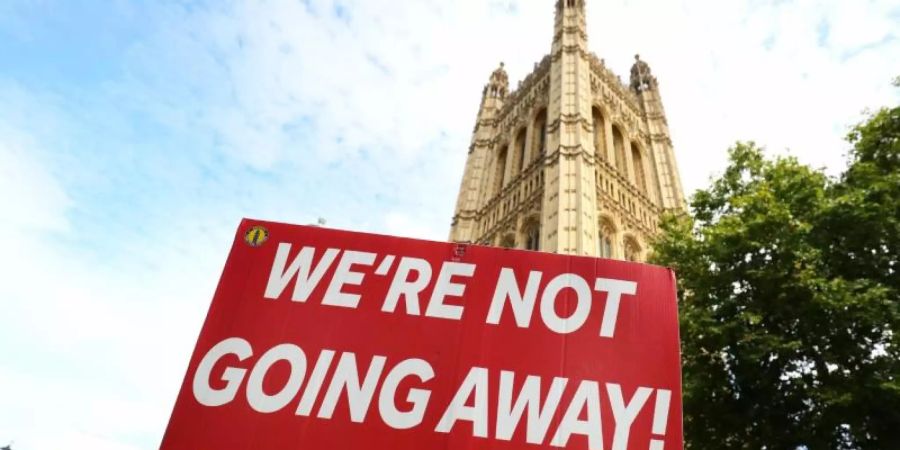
[651,106,899,448]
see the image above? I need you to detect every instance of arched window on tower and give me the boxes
[613,126,627,175]
[516,127,527,173]
[494,146,508,196]
[592,107,607,161]
[598,219,615,258]
[524,222,541,251]
[533,109,547,159]
[631,142,647,194]
[624,237,642,262]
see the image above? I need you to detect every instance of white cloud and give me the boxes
[0,86,72,234]
[0,84,226,450]
[0,130,71,232]
[583,0,899,189]
[384,211,444,241]
[116,0,899,199]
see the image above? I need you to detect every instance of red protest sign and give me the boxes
[160,219,683,450]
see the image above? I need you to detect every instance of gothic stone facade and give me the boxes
[449,0,686,262]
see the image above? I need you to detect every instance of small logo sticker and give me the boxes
[244,225,269,248]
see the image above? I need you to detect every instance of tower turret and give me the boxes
[485,62,509,100]
[630,54,657,92]
[542,0,601,255]
[629,55,686,211]
[450,63,509,243]
[553,0,588,50]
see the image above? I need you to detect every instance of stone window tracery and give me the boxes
[598,219,615,258]
[624,237,642,262]
[631,143,647,194]
[524,222,541,251]
[499,234,516,249]
[534,109,547,158]
[516,128,527,172]
[613,125,627,175]
[494,146,509,196]
[592,107,607,161]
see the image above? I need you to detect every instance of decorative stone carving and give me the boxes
[489,62,509,96]
[630,54,658,93]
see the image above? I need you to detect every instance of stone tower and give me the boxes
[449,0,686,262]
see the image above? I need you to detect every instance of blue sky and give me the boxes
[0,0,898,448]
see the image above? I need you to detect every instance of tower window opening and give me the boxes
[592,107,606,160]
[517,128,527,172]
[539,126,546,155]
[494,146,509,196]
[632,143,647,194]
[525,225,541,251]
[599,235,613,258]
[613,126,627,176]
[599,219,615,258]
[624,237,642,262]
[534,109,548,158]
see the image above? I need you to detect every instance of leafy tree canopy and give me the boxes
[652,104,899,448]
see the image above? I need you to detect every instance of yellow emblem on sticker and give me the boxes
[244,225,269,248]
